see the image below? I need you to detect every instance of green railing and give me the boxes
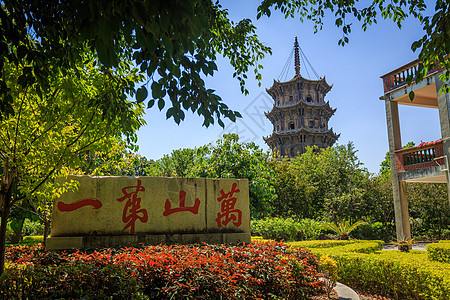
[381,59,444,94]
[395,140,443,171]
[403,147,436,165]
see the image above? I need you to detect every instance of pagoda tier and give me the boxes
[265,101,336,130]
[264,127,339,157]
[263,38,339,158]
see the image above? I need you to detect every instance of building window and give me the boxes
[289,95,293,102]
[309,120,314,128]
[289,122,295,130]
[306,94,312,102]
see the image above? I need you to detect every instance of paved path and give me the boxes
[382,241,434,251]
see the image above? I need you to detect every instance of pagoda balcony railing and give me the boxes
[381,59,444,94]
[394,140,444,172]
[276,99,326,108]
[277,126,327,134]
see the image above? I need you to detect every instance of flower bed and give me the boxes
[2,241,324,299]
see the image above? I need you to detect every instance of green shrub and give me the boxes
[22,219,45,236]
[351,222,395,242]
[293,239,450,299]
[297,219,322,240]
[289,240,355,249]
[1,262,140,299]
[334,251,450,300]
[251,217,301,242]
[251,217,322,242]
[443,230,450,239]
[290,240,384,256]
[427,241,450,263]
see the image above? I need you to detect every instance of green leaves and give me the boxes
[0,49,145,272]
[321,220,368,239]
[409,91,415,101]
[146,134,276,217]
[136,86,148,102]
[0,0,273,129]
[157,99,165,110]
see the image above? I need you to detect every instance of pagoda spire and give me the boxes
[294,36,300,77]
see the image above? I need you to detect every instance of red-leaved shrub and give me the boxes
[3,241,324,299]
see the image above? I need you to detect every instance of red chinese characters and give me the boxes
[215,182,242,228]
[57,198,102,212]
[117,179,148,234]
[163,190,200,216]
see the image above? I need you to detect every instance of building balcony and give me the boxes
[381,57,449,241]
[382,58,448,182]
[380,58,444,108]
[394,139,447,183]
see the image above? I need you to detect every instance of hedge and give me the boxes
[335,251,450,300]
[289,239,450,299]
[290,240,384,255]
[427,240,450,264]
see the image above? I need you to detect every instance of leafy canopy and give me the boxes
[258,0,450,93]
[0,45,145,274]
[0,0,271,126]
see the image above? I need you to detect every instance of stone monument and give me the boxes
[47,176,250,250]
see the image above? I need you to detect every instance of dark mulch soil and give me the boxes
[310,289,392,300]
[310,290,339,299]
[357,292,392,300]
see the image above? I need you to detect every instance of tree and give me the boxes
[286,143,370,222]
[0,1,271,126]
[258,0,450,94]
[271,158,310,218]
[408,182,450,239]
[2,1,449,127]
[188,134,277,218]
[73,137,152,177]
[142,135,276,217]
[0,48,145,274]
[364,174,395,236]
[171,148,196,178]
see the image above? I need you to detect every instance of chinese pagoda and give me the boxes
[264,37,339,157]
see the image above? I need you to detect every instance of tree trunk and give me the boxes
[0,159,15,276]
[42,219,50,250]
[0,193,12,276]
[10,217,25,244]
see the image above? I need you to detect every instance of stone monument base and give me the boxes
[46,232,251,250]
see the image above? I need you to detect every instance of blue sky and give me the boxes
[136,1,440,174]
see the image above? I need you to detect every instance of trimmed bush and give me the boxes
[290,240,384,256]
[334,251,450,300]
[427,240,450,263]
[289,240,355,249]
[290,239,450,299]
[3,242,325,299]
